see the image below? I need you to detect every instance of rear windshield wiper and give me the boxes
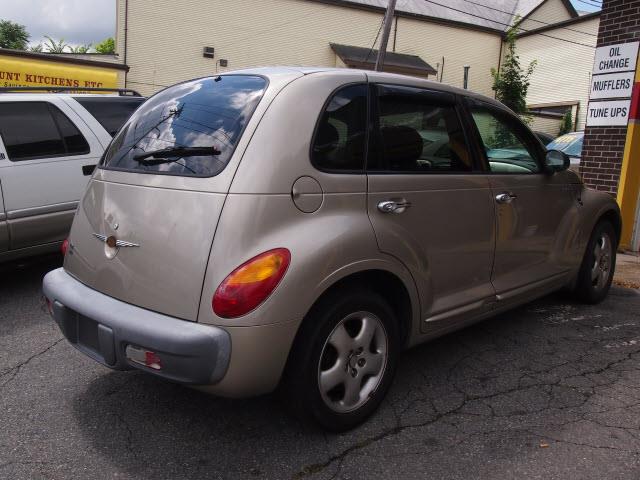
[133,146,221,164]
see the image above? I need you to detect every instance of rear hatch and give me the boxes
[64,74,284,321]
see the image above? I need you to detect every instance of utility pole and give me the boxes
[374,0,397,72]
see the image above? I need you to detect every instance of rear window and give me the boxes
[74,97,145,136]
[101,75,267,177]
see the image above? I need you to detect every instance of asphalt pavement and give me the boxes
[2,255,640,479]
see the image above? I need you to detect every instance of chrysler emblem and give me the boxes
[93,233,139,248]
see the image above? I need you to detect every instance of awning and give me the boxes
[330,43,437,77]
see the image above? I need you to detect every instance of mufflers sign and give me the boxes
[587,41,639,127]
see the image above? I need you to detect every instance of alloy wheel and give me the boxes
[317,311,388,413]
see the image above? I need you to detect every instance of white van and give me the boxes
[0,89,145,262]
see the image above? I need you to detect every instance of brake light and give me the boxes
[61,238,69,256]
[213,248,291,318]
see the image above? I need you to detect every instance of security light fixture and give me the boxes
[219,59,228,67]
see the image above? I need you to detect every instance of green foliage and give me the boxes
[0,19,30,50]
[29,43,43,52]
[43,36,69,53]
[491,24,537,116]
[558,110,573,136]
[95,37,115,54]
[70,44,92,54]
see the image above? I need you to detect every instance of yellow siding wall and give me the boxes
[517,17,599,131]
[116,0,501,97]
[394,16,502,97]
[518,0,574,32]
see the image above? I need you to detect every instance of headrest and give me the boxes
[380,125,423,169]
[314,122,339,154]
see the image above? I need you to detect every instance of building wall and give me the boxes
[516,16,599,132]
[394,16,501,97]
[115,0,501,97]
[518,0,573,32]
[529,114,562,135]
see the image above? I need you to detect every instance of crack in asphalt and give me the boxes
[293,301,640,479]
[0,338,64,387]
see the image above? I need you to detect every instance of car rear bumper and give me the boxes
[42,267,231,385]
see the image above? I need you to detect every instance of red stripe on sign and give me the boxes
[631,82,640,120]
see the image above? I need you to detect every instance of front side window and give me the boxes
[311,84,367,171]
[470,106,541,174]
[102,75,266,177]
[0,102,89,161]
[369,84,472,173]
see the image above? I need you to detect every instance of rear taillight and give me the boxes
[212,248,291,318]
[61,238,69,256]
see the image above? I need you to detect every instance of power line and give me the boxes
[364,17,385,64]
[459,0,597,36]
[423,0,596,49]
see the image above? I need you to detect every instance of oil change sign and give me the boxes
[587,41,639,127]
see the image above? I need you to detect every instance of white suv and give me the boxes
[0,89,144,262]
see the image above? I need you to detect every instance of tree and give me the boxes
[70,44,92,54]
[95,37,115,54]
[558,110,573,136]
[43,36,69,53]
[491,25,537,116]
[0,19,30,50]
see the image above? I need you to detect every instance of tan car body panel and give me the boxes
[60,67,621,397]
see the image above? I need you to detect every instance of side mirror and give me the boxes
[544,149,570,173]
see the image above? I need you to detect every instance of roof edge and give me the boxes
[516,10,600,38]
[305,0,505,35]
[0,48,129,71]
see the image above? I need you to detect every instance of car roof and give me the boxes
[226,66,506,110]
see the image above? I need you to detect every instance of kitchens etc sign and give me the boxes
[0,53,118,90]
[587,42,639,127]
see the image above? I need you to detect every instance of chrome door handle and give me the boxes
[377,200,411,214]
[495,192,517,204]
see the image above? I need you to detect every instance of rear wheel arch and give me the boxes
[288,269,415,362]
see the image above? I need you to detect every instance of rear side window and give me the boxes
[0,102,89,161]
[369,84,472,173]
[74,97,145,136]
[311,84,368,171]
[102,75,266,177]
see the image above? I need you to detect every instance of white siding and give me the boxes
[530,115,562,136]
[116,0,502,97]
[394,16,502,97]
[518,0,574,32]
[517,17,599,131]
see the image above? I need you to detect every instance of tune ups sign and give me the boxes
[587,42,639,127]
[0,51,119,90]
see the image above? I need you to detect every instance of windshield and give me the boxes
[101,75,266,176]
[548,132,583,157]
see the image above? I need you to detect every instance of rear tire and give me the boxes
[281,288,400,432]
[574,220,617,304]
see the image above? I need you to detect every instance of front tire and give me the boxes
[575,220,617,304]
[282,288,400,432]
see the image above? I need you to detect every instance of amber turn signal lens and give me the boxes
[212,248,291,318]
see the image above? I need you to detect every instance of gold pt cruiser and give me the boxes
[43,67,620,431]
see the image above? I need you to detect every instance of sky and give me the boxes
[0,0,600,49]
[0,0,115,48]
